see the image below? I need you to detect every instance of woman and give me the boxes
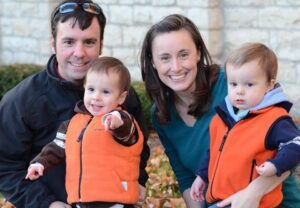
[140,14,300,208]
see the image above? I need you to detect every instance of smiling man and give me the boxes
[0,1,149,208]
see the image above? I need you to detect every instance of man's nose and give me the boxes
[73,43,86,58]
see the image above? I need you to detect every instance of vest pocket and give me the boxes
[112,170,127,193]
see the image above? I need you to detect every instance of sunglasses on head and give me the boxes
[53,2,102,17]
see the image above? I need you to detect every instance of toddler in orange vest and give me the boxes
[190,43,300,208]
[26,56,144,208]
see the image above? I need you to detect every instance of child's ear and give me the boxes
[268,79,276,91]
[118,91,128,105]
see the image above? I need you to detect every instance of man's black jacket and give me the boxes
[0,55,150,208]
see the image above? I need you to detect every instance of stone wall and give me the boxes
[222,0,300,116]
[0,0,300,116]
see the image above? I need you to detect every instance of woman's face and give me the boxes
[151,29,200,93]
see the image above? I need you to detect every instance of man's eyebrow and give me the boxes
[61,37,74,41]
[83,38,98,42]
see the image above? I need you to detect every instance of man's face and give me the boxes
[52,17,102,85]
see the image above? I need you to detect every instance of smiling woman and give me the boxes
[140,14,226,208]
[140,14,300,208]
[151,29,200,95]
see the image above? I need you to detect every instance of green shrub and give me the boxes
[0,64,41,100]
[0,65,153,130]
[132,81,153,130]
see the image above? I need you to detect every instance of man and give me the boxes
[0,1,149,207]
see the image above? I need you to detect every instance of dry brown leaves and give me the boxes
[1,134,299,208]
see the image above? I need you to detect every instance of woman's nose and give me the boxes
[171,58,181,72]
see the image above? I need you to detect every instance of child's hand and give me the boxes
[103,111,124,131]
[25,163,44,180]
[190,176,206,201]
[49,201,72,208]
[256,161,277,176]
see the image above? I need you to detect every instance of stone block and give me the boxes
[104,25,123,47]
[276,31,300,61]
[112,47,136,65]
[276,0,300,6]
[110,5,133,24]
[224,29,269,55]
[224,8,258,28]
[259,8,300,29]
[153,0,175,6]
[177,0,219,7]
[133,6,152,23]
[123,26,148,47]
[150,7,184,23]
[277,62,297,83]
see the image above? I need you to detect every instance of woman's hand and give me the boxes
[216,187,261,208]
[182,188,205,208]
[217,171,290,208]
[134,185,147,208]
[190,176,206,201]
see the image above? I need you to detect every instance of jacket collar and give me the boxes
[74,101,91,115]
[216,84,292,127]
[46,55,84,91]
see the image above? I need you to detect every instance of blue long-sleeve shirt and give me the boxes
[151,69,228,193]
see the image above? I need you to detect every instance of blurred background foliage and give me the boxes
[0,64,153,130]
[0,64,41,100]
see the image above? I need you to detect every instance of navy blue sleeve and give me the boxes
[195,148,210,183]
[266,117,300,176]
[123,86,150,186]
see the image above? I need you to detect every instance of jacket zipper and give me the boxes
[209,130,229,201]
[77,116,93,201]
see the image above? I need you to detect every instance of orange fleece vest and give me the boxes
[206,106,288,208]
[65,113,143,204]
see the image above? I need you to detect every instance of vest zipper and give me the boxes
[218,131,229,151]
[209,129,229,201]
[77,116,93,201]
[77,116,93,142]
